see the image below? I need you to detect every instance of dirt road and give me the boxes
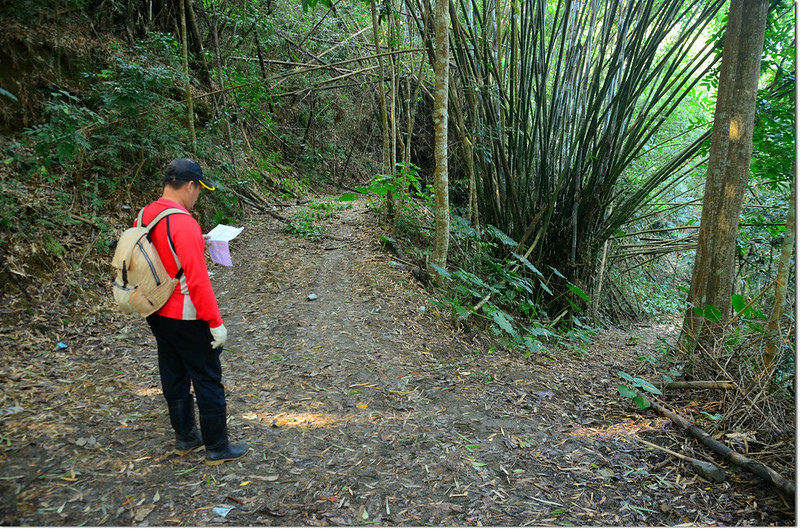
[0,199,792,525]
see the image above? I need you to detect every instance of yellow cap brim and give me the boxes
[199,179,215,191]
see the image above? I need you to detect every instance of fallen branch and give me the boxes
[664,381,737,390]
[228,187,290,224]
[69,213,103,230]
[636,438,725,483]
[642,393,795,502]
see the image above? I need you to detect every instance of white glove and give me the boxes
[210,324,227,349]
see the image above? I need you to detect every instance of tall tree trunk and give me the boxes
[179,0,196,154]
[682,0,769,359]
[369,0,394,217]
[394,32,425,229]
[763,182,795,371]
[431,0,450,269]
[388,0,399,220]
[211,3,237,174]
[184,0,210,81]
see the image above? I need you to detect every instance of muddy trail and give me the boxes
[0,199,794,526]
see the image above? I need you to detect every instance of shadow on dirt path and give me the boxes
[0,199,793,526]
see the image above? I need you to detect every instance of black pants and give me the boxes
[146,314,226,412]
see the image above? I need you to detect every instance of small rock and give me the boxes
[307,293,318,301]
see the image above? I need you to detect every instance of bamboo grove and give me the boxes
[407,0,728,300]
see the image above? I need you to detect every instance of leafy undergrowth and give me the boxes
[0,199,794,526]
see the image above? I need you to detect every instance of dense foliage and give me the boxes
[0,0,794,387]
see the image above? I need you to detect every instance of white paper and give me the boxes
[206,224,244,242]
[205,224,244,266]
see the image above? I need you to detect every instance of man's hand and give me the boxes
[210,324,227,349]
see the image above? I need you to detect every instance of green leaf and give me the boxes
[511,252,544,277]
[486,224,518,246]
[633,377,662,395]
[703,305,722,322]
[455,269,498,293]
[731,293,746,313]
[617,384,637,398]
[523,336,544,354]
[567,283,591,302]
[428,262,451,278]
[0,88,18,102]
[526,325,551,337]
[617,371,635,383]
[454,304,470,319]
[338,193,359,201]
[489,309,515,335]
[633,396,651,409]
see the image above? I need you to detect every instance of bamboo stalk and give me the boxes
[764,184,795,370]
[179,0,196,154]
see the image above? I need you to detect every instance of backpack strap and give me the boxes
[139,207,189,231]
[137,206,191,278]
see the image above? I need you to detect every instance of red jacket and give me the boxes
[136,198,223,328]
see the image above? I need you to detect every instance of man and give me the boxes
[138,158,248,466]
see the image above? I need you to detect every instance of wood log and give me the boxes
[642,393,795,502]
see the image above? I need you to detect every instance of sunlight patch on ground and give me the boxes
[242,411,351,428]
[568,418,670,439]
[134,387,162,397]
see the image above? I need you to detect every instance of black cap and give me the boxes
[165,158,216,190]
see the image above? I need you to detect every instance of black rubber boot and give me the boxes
[199,408,249,466]
[167,397,203,455]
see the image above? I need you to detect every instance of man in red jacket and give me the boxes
[139,158,248,466]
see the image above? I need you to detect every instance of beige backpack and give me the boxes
[111,207,189,317]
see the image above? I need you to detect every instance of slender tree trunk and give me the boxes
[255,33,268,80]
[394,33,424,229]
[764,183,795,371]
[184,0,209,77]
[431,0,450,270]
[179,0,196,154]
[211,3,237,174]
[388,0,399,219]
[369,0,394,216]
[682,0,769,358]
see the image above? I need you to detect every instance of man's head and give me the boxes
[163,158,215,190]
[162,158,214,210]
